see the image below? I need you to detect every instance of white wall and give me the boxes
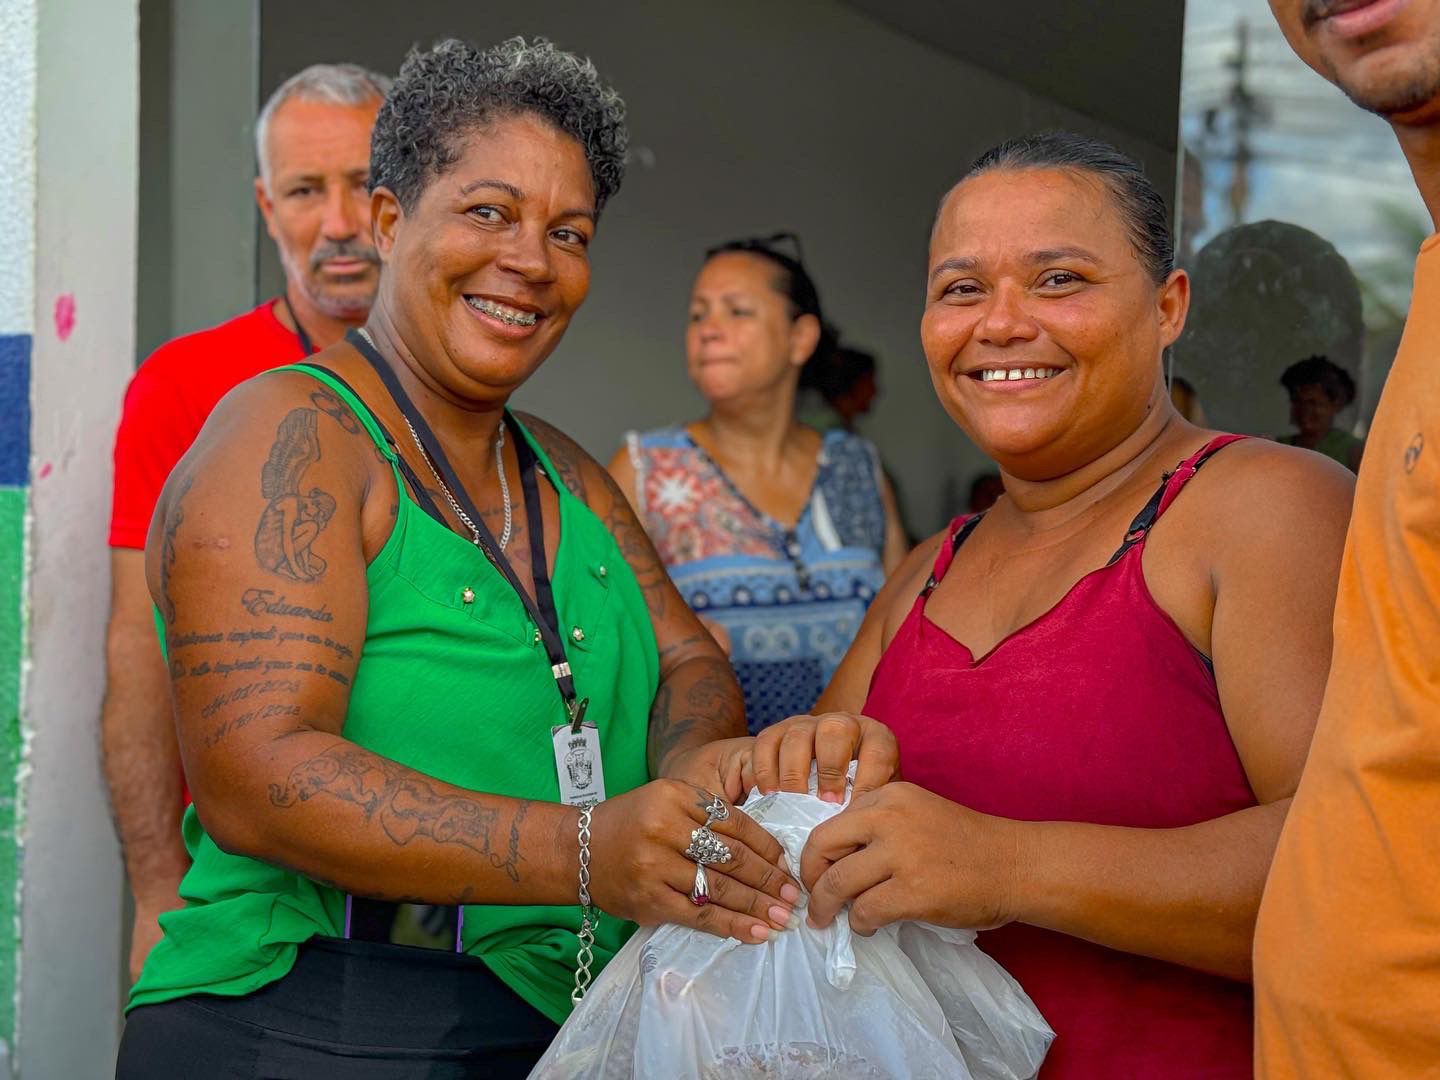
[0,0,37,1071]
[19,0,138,1073]
[259,0,1178,536]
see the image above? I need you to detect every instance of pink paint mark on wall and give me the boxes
[53,294,76,341]
[37,463,52,479]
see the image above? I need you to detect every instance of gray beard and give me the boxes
[280,249,377,321]
[289,271,376,321]
[307,289,374,320]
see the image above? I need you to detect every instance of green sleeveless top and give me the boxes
[128,365,658,1025]
[1278,428,1364,472]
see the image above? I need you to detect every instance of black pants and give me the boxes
[116,937,559,1079]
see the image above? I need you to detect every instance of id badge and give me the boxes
[552,721,607,807]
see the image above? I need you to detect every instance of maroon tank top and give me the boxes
[863,436,1256,1078]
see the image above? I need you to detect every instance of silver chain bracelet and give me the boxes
[571,804,600,1003]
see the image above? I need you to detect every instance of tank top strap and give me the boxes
[1107,434,1249,565]
[273,362,395,461]
[920,512,984,597]
[274,362,445,527]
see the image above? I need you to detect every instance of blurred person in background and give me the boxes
[1168,374,1207,425]
[1171,219,1364,440]
[610,236,908,733]
[1256,0,1440,1072]
[100,61,389,984]
[797,341,879,433]
[1277,354,1364,472]
[967,470,1004,514]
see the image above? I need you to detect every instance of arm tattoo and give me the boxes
[648,660,745,773]
[240,589,335,623]
[514,410,669,616]
[604,494,669,618]
[309,386,362,435]
[268,746,528,883]
[254,408,336,582]
[499,800,530,884]
[159,472,195,627]
[658,633,707,663]
[515,412,587,501]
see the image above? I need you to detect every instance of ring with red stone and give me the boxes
[689,863,710,906]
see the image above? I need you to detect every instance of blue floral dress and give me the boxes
[625,426,888,732]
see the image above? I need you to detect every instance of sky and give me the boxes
[1180,0,1429,321]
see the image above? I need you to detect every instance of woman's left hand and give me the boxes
[663,712,901,807]
[750,712,900,803]
[799,782,1022,936]
[660,738,754,805]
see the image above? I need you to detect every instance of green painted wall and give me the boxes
[0,485,24,1050]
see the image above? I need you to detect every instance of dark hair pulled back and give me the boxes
[704,233,838,369]
[960,131,1175,285]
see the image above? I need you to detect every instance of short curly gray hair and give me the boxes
[371,37,628,215]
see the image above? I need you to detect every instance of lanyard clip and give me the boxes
[567,696,590,734]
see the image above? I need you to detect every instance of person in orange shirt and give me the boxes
[1254,0,1440,1074]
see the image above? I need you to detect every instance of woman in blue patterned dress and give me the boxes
[609,235,907,732]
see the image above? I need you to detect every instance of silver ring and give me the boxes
[702,793,730,827]
[689,863,710,905]
[684,825,733,866]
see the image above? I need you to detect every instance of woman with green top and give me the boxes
[116,38,891,1078]
[1278,354,1365,472]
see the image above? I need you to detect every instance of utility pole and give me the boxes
[1225,19,1260,227]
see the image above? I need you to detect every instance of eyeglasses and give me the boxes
[706,231,805,266]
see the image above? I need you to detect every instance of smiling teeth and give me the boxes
[466,296,537,326]
[980,367,1060,382]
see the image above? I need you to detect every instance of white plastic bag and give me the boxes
[531,771,1053,1079]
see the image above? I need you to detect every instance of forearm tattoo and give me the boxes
[268,745,530,883]
[649,659,745,773]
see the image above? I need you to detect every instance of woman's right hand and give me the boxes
[586,779,801,943]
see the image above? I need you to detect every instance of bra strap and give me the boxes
[1107,434,1249,565]
[920,513,984,598]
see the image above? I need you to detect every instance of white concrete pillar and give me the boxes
[11,0,140,1074]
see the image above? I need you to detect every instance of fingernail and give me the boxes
[820,792,841,803]
[751,924,771,941]
[768,904,799,930]
[805,915,819,930]
[781,883,801,904]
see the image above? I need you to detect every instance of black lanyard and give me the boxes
[346,329,588,730]
[281,295,317,355]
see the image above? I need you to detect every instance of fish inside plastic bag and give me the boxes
[530,767,1053,1079]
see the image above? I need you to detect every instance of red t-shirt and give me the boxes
[109,301,307,549]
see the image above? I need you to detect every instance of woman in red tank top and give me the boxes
[750,134,1355,1077]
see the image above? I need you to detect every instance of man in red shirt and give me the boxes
[102,62,389,983]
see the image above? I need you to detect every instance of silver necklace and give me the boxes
[358,328,511,550]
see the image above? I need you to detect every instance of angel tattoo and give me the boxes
[254,408,337,582]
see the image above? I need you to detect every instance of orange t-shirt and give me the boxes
[1255,233,1440,1075]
